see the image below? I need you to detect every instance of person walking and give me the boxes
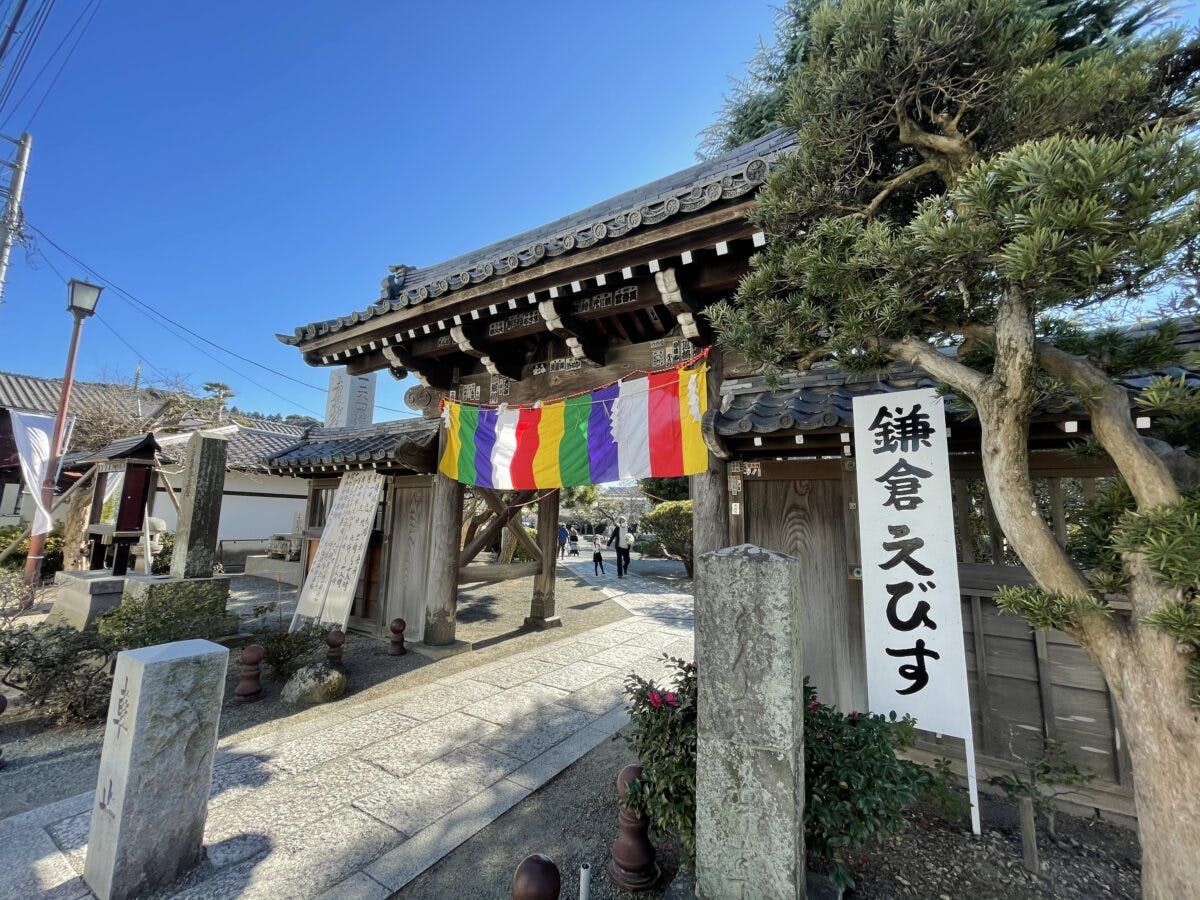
[568,526,580,556]
[607,516,632,578]
[557,523,569,560]
[592,535,606,575]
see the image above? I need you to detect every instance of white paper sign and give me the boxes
[291,470,386,631]
[852,387,980,832]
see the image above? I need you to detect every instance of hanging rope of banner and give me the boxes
[439,346,711,413]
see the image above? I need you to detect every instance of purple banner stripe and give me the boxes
[473,408,498,489]
[587,383,620,484]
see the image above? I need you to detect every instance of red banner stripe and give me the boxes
[510,407,541,489]
[647,370,683,476]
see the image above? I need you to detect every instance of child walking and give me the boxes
[592,536,606,575]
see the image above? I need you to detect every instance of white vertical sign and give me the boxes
[852,387,980,833]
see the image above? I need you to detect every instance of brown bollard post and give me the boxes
[0,693,7,768]
[389,617,407,656]
[326,628,346,670]
[608,764,659,891]
[512,853,560,900]
[234,644,264,703]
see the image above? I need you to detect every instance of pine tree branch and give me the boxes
[861,160,942,219]
[1035,343,1180,511]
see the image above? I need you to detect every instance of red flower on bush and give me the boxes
[664,692,679,706]
[807,699,821,711]
[648,690,663,708]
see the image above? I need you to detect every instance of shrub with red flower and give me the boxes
[622,656,697,858]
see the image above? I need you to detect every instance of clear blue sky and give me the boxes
[0,1,777,421]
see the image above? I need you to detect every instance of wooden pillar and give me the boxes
[694,348,732,558]
[691,457,729,560]
[424,473,464,646]
[527,489,562,629]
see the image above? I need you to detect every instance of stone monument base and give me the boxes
[412,639,472,660]
[243,554,303,586]
[120,574,239,638]
[46,571,126,630]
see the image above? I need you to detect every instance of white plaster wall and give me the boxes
[152,471,306,542]
[11,470,306,544]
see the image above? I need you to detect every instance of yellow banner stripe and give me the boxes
[439,403,461,480]
[532,402,564,487]
[679,364,708,474]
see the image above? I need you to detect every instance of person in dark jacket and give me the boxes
[607,516,632,577]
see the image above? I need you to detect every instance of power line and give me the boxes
[92,310,173,382]
[27,222,422,419]
[6,0,101,130]
[0,0,52,117]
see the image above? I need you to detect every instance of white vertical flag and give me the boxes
[852,387,980,834]
[9,410,57,536]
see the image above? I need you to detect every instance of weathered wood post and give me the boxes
[690,457,729,562]
[170,432,228,579]
[83,639,228,900]
[695,544,805,899]
[526,489,561,629]
[692,359,730,562]
[423,473,464,648]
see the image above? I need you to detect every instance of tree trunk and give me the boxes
[1109,626,1200,898]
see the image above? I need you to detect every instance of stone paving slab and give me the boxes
[2,561,693,899]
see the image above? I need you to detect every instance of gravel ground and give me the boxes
[0,566,627,818]
[401,732,1140,900]
[398,723,684,900]
[841,794,1140,899]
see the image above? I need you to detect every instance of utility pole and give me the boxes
[0,130,31,303]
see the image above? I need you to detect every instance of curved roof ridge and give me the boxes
[280,128,797,347]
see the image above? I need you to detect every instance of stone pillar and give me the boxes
[83,639,228,900]
[695,544,805,899]
[527,489,561,629]
[423,473,464,647]
[324,368,377,428]
[690,456,729,562]
[170,433,228,579]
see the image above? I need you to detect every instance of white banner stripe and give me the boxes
[613,376,651,479]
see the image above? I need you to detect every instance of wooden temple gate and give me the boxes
[270,125,1187,815]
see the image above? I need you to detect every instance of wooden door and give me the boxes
[384,476,433,642]
[744,477,866,713]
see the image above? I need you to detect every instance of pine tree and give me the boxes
[709,1,1200,894]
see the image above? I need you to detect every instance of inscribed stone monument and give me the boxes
[695,544,805,899]
[83,639,228,900]
[324,367,377,428]
[170,432,228,579]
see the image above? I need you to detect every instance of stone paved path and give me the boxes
[0,562,693,900]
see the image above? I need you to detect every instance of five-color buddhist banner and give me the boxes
[439,361,708,489]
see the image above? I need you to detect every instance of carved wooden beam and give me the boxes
[538,298,608,366]
[382,344,452,390]
[655,267,712,345]
[451,325,524,380]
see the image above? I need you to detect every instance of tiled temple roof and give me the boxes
[279,128,797,348]
[267,418,439,474]
[715,319,1200,437]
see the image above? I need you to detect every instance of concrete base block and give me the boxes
[411,639,473,660]
[46,571,126,630]
[120,575,238,638]
[523,615,563,631]
[243,554,303,586]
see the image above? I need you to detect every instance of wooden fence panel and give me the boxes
[741,464,1130,799]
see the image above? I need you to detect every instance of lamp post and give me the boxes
[23,278,103,588]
